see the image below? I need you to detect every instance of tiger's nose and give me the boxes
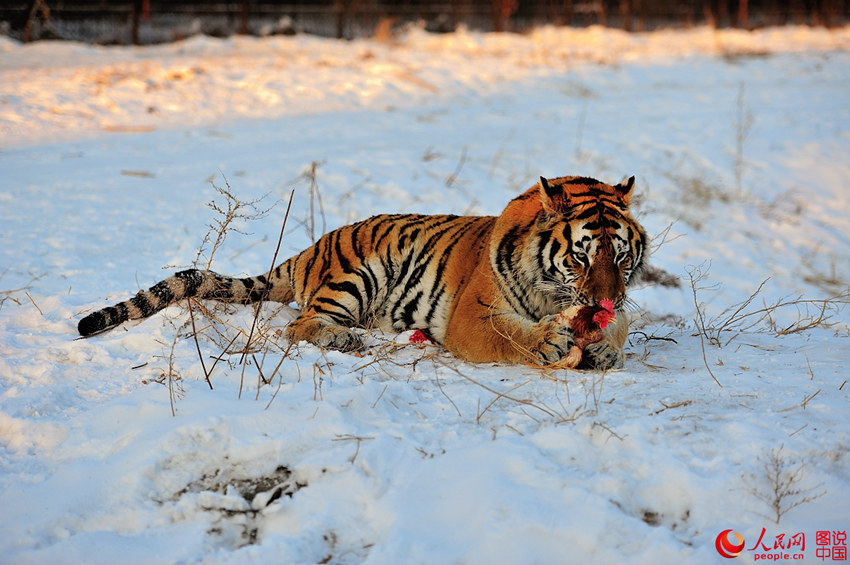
[585,252,625,306]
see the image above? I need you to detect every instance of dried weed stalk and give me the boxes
[688,263,849,389]
[0,287,25,311]
[187,297,213,390]
[154,330,185,417]
[445,147,468,188]
[689,264,849,349]
[687,263,727,387]
[164,177,298,405]
[238,188,295,397]
[743,446,825,524]
[433,357,560,421]
[0,270,45,313]
[285,161,326,244]
[195,173,273,269]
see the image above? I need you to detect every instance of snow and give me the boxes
[1,24,849,564]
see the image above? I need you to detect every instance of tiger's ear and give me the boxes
[613,176,635,203]
[538,176,562,214]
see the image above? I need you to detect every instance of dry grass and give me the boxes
[444,147,468,189]
[742,446,825,524]
[349,334,609,428]
[196,174,274,270]
[689,265,850,348]
[686,262,849,388]
[152,175,299,410]
[284,161,326,244]
[153,329,185,417]
[237,188,295,399]
[666,173,732,231]
[800,244,849,295]
[0,270,45,313]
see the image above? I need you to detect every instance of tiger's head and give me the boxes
[492,175,648,316]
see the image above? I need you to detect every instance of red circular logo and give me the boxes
[716,529,746,558]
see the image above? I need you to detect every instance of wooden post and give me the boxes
[492,0,515,32]
[717,0,728,26]
[621,0,632,30]
[240,0,250,35]
[737,0,749,27]
[335,0,346,38]
[131,0,142,45]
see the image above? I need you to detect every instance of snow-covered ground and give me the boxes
[1,25,849,564]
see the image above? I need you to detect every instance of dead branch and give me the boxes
[187,298,213,390]
[240,188,295,366]
[445,147,468,188]
[196,173,273,269]
[743,446,825,524]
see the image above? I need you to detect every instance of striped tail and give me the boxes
[77,268,293,337]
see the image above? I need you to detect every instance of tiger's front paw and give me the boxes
[531,319,579,366]
[579,341,625,370]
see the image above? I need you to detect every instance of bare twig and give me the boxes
[688,265,848,394]
[445,147,468,188]
[187,298,213,390]
[252,354,268,384]
[0,284,30,311]
[478,379,534,421]
[652,400,693,415]
[688,265,724,388]
[284,161,327,243]
[307,161,326,243]
[434,369,462,417]
[158,334,181,417]
[592,421,625,442]
[488,128,515,179]
[25,292,43,316]
[332,434,375,464]
[206,330,242,377]
[434,358,557,419]
[648,221,680,254]
[743,446,825,524]
[630,331,678,345]
[240,188,295,366]
[707,284,848,345]
[371,384,389,409]
[264,343,296,410]
[196,173,272,269]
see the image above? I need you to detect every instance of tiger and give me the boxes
[77,175,648,370]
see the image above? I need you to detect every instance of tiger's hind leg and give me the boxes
[283,280,371,352]
[284,313,363,352]
[282,245,382,353]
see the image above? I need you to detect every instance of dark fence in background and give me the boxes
[2,0,847,45]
